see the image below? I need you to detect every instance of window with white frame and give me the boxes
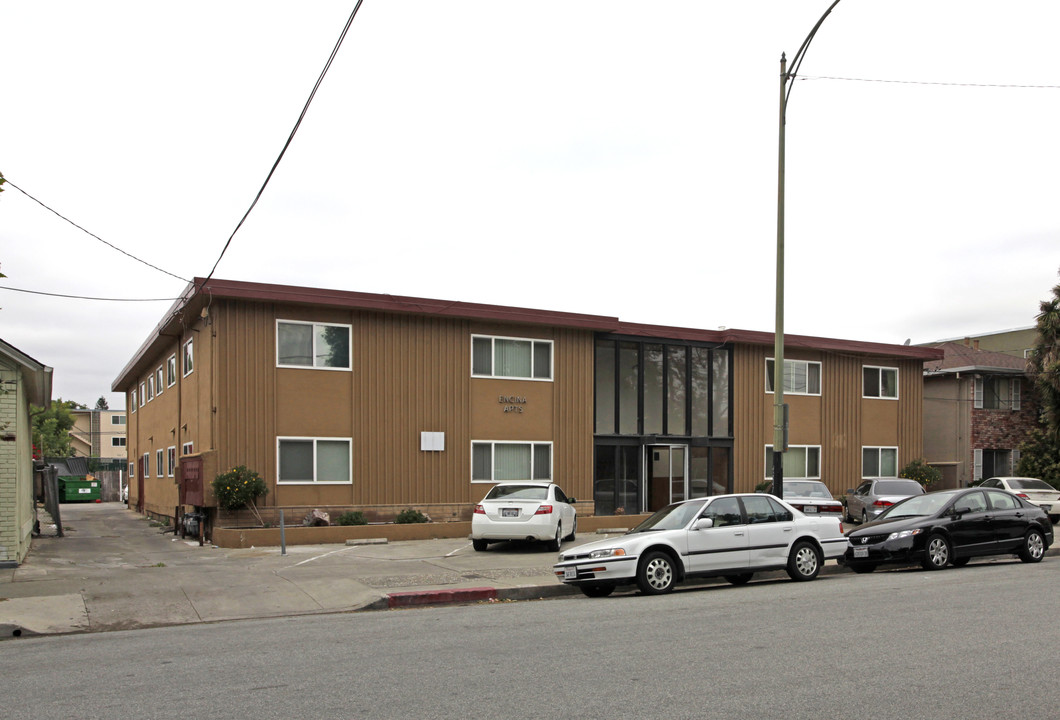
[764,445,821,479]
[471,441,552,482]
[765,358,821,396]
[182,441,194,455]
[167,354,177,387]
[111,415,126,425]
[155,367,164,396]
[974,376,1021,410]
[156,449,164,477]
[278,437,352,483]
[146,376,155,402]
[277,320,351,370]
[863,447,898,477]
[472,335,553,380]
[863,366,898,399]
[130,392,137,413]
[129,462,135,477]
[167,447,176,477]
[143,452,150,477]
[183,338,194,377]
[139,383,146,407]
[112,437,127,447]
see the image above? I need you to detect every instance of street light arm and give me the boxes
[784,0,844,114]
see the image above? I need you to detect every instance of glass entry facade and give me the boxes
[594,336,734,515]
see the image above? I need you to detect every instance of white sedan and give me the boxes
[471,482,577,552]
[553,493,846,597]
[980,477,1060,522]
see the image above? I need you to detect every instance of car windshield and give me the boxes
[874,480,924,495]
[1008,478,1055,491]
[878,492,953,519]
[484,485,547,501]
[784,481,833,499]
[630,500,707,533]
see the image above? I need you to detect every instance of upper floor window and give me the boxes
[167,354,177,387]
[155,366,165,397]
[183,338,194,377]
[146,376,155,402]
[277,320,351,370]
[130,391,137,413]
[764,445,821,479]
[139,383,146,408]
[766,358,821,396]
[112,437,127,447]
[974,376,1021,410]
[863,447,898,477]
[863,366,898,399]
[111,415,126,425]
[472,335,552,381]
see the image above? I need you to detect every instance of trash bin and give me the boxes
[58,476,102,502]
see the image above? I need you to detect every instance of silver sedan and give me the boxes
[845,478,924,524]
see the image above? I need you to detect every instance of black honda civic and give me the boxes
[842,487,1054,573]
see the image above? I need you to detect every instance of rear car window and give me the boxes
[485,485,548,501]
[875,480,923,495]
[1009,478,1055,491]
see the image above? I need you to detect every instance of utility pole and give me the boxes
[773,0,843,497]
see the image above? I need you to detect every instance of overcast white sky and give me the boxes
[2,1,1058,410]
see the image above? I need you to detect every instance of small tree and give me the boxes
[31,398,82,458]
[899,458,942,490]
[211,466,268,526]
[94,396,109,410]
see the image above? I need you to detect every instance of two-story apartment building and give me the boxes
[70,408,128,460]
[113,278,941,527]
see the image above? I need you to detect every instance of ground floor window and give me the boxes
[765,445,821,479]
[974,448,1012,481]
[167,447,176,477]
[471,441,551,482]
[278,437,352,483]
[863,446,898,477]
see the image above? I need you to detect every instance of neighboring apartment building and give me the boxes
[70,408,128,460]
[922,339,1038,488]
[928,327,1037,360]
[112,278,941,526]
[0,338,52,566]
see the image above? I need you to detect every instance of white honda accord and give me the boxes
[471,482,577,552]
[553,493,846,597]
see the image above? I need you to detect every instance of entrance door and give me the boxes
[647,445,687,512]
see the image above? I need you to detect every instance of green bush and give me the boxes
[212,465,268,515]
[899,458,942,489]
[395,508,429,524]
[336,510,368,526]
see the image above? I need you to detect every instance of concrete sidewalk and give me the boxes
[0,502,587,639]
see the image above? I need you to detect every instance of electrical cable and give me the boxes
[797,75,1060,90]
[200,0,366,286]
[2,178,190,283]
[0,285,181,302]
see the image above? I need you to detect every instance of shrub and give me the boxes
[899,458,942,489]
[336,510,368,526]
[395,508,429,524]
[211,465,268,525]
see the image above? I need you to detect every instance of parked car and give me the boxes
[979,477,1060,522]
[781,480,844,517]
[471,482,576,552]
[846,478,924,524]
[842,487,1053,573]
[552,493,846,597]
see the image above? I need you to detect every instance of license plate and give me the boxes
[803,505,817,513]
[501,508,519,518]
[564,567,577,580]
[854,547,869,558]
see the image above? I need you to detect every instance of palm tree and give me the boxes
[1029,270,1060,441]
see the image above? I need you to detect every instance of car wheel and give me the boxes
[565,517,577,542]
[1018,529,1046,563]
[921,533,951,570]
[850,563,877,574]
[951,557,970,567]
[472,538,487,552]
[636,551,677,595]
[546,524,562,553]
[861,510,869,525]
[580,583,616,598]
[786,541,822,581]
[724,573,753,586]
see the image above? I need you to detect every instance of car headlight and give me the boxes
[886,528,923,541]
[589,547,627,559]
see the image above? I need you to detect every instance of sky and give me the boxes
[2,1,1058,410]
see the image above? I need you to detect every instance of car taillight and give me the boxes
[872,500,893,508]
[474,504,485,515]
[535,505,553,515]
[1016,493,1030,499]
[839,521,844,534]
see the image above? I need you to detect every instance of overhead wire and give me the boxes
[0,285,182,302]
[797,75,1060,90]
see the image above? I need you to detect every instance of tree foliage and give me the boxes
[211,465,268,526]
[1017,428,1060,489]
[1029,270,1060,442]
[31,398,83,458]
[899,458,942,488]
[94,395,109,410]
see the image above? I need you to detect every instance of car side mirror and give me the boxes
[953,504,973,516]
[846,489,855,495]
[567,498,576,504]
[693,517,714,530]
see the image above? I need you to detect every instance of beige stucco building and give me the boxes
[70,408,128,461]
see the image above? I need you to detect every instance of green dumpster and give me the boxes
[58,476,101,502]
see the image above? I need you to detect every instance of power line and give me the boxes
[2,179,190,283]
[0,285,180,302]
[798,74,1060,90]
[201,0,367,285]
